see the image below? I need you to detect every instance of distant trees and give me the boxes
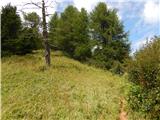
[23,12,42,49]
[89,2,130,72]
[23,12,40,29]
[128,36,160,119]
[1,4,41,56]
[1,4,22,56]
[23,0,52,66]
[49,6,92,61]
[2,1,52,66]
[16,28,40,55]
[49,2,130,72]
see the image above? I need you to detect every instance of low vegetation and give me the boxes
[128,37,160,120]
[2,50,144,120]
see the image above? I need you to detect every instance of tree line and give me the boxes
[1,4,42,56]
[2,2,130,73]
[49,3,130,73]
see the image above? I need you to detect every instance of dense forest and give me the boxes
[1,2,160,120]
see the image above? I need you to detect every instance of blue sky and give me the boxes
[1,0,160,54]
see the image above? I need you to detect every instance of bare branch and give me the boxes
[45,0,58,8]
[20,7,41,10]
[23,0,42,8]
[44,0,49,4]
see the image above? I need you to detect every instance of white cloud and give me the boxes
[73,0,106,12]
[132,33,154,54]
[143,1,160,24]
[73,0,123,20]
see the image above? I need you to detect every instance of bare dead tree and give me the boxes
[21,0,57,66]
[42,0,50,66]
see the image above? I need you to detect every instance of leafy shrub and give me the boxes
[128,36,160,120]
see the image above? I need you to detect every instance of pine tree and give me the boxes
[90,2,130,70]
[49,12,60,49]
[1,4,22,56]
[73,8,91,60]
[49,6,92,60]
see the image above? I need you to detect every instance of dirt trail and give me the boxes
[119,98,128,120]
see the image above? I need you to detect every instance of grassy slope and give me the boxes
[2,51,140,120]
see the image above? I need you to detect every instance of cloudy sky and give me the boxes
[1,0,160,54]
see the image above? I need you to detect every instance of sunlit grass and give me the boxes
[2,50,144,120]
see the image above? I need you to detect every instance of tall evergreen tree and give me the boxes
[73,8,91,60]
[1,3,22,56]
[59,5,79,55]
[90,2,130,71]
[49,12,60,49]
[49,6,92,60]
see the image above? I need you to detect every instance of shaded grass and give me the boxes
[2,50,143,120]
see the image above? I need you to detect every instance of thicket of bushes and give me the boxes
[128,36,160,119]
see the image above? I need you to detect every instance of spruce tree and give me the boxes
[1,4,22,56]
[90,2,130,71]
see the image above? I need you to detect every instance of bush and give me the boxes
[128,36,160,120]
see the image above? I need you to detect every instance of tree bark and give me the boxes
[42,0,51,66]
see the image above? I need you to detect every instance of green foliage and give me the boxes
[49,12,60,48]
[1,3,22,40]
[2,2,130,74]
[89,2,130,72]
[128,36,160,120]
[23,12,42,49]
[73,44,92,61]
[48,3,130,72]
[1,3,22,56]
[1,4,42,56]
[49,6,91,60]
[16,28,41,55]
[110,61,124,75]
[23,12,40,28]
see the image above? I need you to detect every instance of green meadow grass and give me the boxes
[2,51,144,120]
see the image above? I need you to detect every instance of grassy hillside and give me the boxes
[2,51,141,120]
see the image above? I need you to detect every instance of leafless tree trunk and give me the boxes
[21,0,56,66]
[42,0,51,66]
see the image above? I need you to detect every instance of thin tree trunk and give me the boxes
[42,0,51,66]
